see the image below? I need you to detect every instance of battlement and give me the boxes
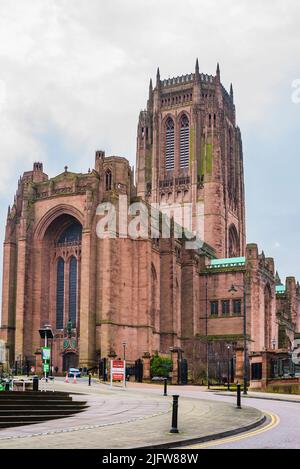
[159,72,216,89]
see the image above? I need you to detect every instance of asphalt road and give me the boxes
[129,385,299,449]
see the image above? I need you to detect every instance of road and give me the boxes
[2,377,299,449]
[126,383,299,449]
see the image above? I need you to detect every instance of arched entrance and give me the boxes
[63,352,78,371]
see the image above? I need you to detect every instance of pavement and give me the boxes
[0,379,264,449]
[216,389,300,403]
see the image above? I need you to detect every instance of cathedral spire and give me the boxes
[149,77,153,95]
[195,58,200,80]
[275,271,282,285]
[216,62,220,81]
[230,83,234,101]
[156,67,160,87]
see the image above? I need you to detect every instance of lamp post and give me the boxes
[227,344,231,391]
[39,325,54,382]
[122,342,126,362]
[228,283,248,395]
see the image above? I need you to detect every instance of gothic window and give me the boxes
[69,257,78,328]
[179,115,189,168]
[228,224,240,258]
[233,299,242,316]
[165,117,175,171]
[210,301,219,317]
[221,300,230,316]
[56,258,65,329]
[105,169,112,191]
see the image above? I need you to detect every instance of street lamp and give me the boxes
[39,324,54,382]
[226,344,231,391]
[228,283,248,395]
[272,337,276,350]
[122,342,127,362]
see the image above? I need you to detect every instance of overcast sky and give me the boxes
[0,0,299,289]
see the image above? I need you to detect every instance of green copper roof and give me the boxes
[276,284,286,294]
[209,256,246,269]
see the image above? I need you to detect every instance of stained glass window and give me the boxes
[58,223,82,244]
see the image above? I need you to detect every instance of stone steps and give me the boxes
[0,391,88,429]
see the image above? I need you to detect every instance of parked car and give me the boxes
[68,368,81,378]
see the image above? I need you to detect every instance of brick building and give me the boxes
[0,61,299,382]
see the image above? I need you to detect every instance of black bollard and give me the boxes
[33,375,39,392]
[170,395,179,434]
[88,373,92,387]
[236,383,241,409]
[163,378,168,396]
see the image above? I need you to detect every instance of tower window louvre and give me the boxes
[180,115,189,168]
[165,117,175,171]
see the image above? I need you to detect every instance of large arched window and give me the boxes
[165,117,175,171]
[228,224,240,258]
[180,115,189,168]
[69,256,78,328]
[58,222,82,244]
[56,258,65,329]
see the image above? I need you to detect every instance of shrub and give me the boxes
[150,353,172,378]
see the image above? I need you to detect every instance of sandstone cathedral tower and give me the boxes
[136,60,246,258]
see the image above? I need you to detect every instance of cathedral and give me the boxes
[1,60,299,386]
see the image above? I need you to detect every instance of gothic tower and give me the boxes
[136,60,246,258]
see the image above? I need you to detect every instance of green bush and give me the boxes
[150,353,172,378]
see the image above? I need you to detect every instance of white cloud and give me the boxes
[0,0,299,287]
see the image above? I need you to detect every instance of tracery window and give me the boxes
[105,169,112,191]
[56,258,65,329]
[69,257,78,328]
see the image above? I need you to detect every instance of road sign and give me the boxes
[110,360,126,388]
[43,363,50,372]
[42,347,51,361]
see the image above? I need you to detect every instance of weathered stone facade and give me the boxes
[0,62,299,381]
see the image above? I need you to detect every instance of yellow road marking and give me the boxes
[183,412,280,449]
